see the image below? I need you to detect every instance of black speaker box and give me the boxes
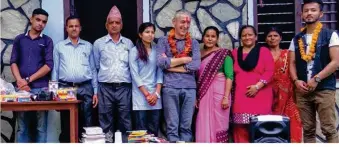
[250,115,290,143]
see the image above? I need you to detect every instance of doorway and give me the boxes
[73,0,138,44]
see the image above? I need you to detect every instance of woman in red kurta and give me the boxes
[265,27,302,143]
[231,25,274,143]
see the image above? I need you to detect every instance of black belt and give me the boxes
[100,82,131,87]
[59,80,91,87]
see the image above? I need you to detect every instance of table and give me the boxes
[0,100,81,143]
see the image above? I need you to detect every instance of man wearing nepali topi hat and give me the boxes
[93,5,134,143]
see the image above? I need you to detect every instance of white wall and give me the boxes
[247,0,254,25]
[42,0,65,44]
[42,0,64,142]
[143,0,150,22]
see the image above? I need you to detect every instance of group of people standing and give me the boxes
[9,0,338,143]
[196,24,301,143]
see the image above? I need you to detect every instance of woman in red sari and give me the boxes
[265,27,302,143]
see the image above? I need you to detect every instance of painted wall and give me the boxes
[150,0,247,49]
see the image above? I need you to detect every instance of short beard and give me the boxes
[305,21,317,24]
[304,17,320,25]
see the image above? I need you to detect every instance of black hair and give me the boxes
[302,0,323,11]
[264,26,283,48]
[65,15,81,26]
[238,25,258,40]
[202,26,220,49]
[264,26,283,39]
[136,22,156,63]
[32,8,49,17]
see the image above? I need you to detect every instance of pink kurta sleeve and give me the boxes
[259,47,274,84]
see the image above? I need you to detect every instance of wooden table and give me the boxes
[0,100,81,143]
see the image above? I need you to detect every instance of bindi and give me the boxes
[184,16,191,23]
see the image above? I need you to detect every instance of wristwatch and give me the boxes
[255,85,260,90]
[314,75,321,83]
[155,92,161,99]
[25,77,30,83]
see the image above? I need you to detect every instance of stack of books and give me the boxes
[127,130,148,143]
[82,127,105,143]
[127,130,169,143]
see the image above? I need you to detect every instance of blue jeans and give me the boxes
[133,110,161,137]
[16,88,48,143]
[162,88,196,142]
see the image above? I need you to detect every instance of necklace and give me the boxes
[297,22,322,62]
[168,29,192,58]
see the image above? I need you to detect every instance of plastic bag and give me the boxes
[0,78,16,95]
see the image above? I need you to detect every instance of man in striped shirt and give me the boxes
[52,15,98,143]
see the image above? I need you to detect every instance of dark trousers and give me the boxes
[59,81,94,143]
[296,90,339,143]
[98,82,132,143]
[133,110,161,137]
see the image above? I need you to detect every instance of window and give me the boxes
[255,0,338,80]
[255,0,296,49]
[317,0,337,30]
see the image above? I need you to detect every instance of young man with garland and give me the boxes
[156,10,201,142]
[289,0,339,143]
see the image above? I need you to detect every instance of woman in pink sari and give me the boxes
[195,26,234,143]
[231,25,274,143]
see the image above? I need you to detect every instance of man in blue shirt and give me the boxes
[52,15,98,143]
[93,6,134,143]
[10,8,53,143]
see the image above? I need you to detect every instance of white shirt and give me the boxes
[289,32,339,81]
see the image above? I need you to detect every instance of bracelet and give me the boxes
[155,92,161,99]
[293,79,298,83]
[259,79,268,85]
[255,85,260,90]
[223,95,228,99]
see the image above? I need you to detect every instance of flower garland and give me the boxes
[168,29,192,58]
[298,22,322,62]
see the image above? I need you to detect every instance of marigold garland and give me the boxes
[298,22,322,62]
[168,29,192,58]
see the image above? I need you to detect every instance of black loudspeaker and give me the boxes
[250,115,290,143]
